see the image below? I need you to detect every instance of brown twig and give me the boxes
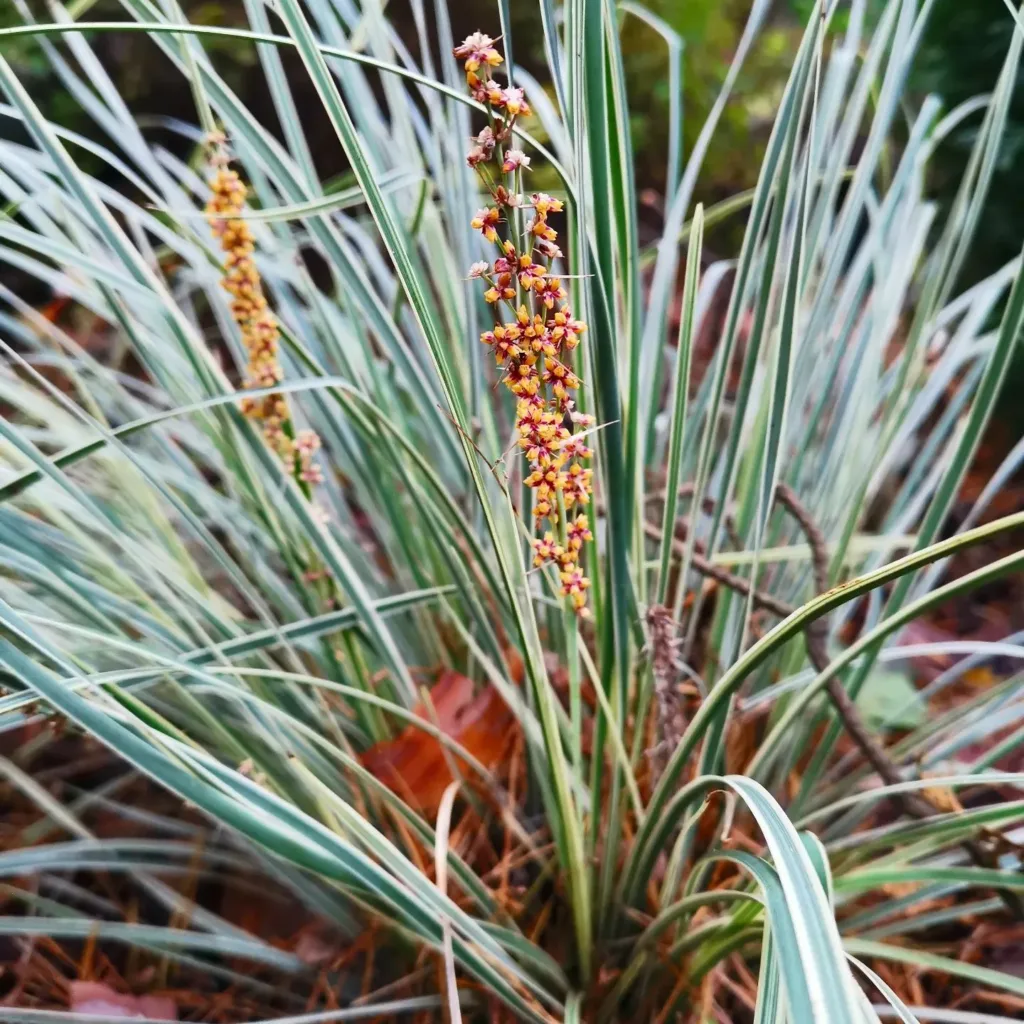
[773,483,935,814]
[641,519,791,619]
[647,484,1022,917]
[648,486,954,810]
[773,482,1024,919]
[650,481,744,552]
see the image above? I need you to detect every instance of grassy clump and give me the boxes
[0,0,1023,1020]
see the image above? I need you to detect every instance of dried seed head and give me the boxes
[206,153,323,490]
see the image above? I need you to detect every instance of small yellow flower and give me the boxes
[502,148,531,173]
[471,207,501,243]
[452,32,504,75]
[532,533,562,567]
[529,218,558,242]
[530,193,563,216]
[499,87,530,117]
[559,566,591,611]
[567,515,593,551]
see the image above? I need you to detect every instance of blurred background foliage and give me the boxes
[8,0,1020,269]
[913,0,1024,433]
[2,0,796,249]
[915,0,1024,288]
[619,0,795,231]
[5,0,1021,229]
[3,0,1023,411]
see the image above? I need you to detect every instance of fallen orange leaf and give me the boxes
[38,296,71,323]
[962,666,997,690]
[360,671,515,815]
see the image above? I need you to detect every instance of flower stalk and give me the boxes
[205,135,323,496]
[454,33,594,613]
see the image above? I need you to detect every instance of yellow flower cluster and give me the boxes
[454,34,594,612]
[205,145,322,487]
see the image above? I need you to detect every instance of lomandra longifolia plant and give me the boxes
[1,0,1024,1021]
[455,32,594,614]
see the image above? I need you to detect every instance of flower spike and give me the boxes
[454,33,593,613]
